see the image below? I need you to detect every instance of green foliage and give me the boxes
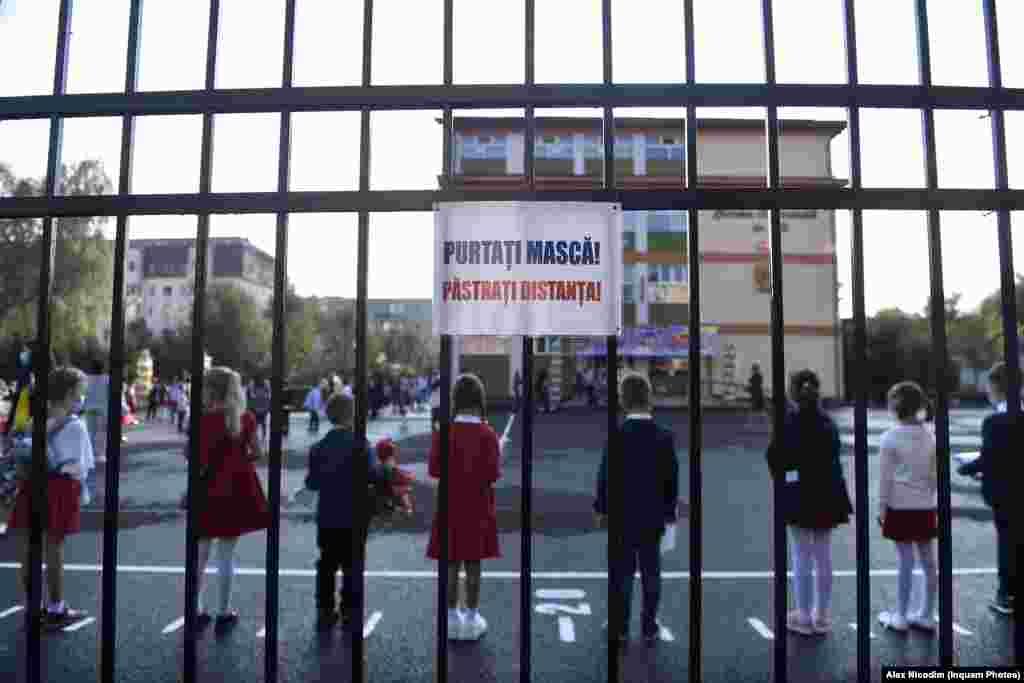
[203,283,273,378]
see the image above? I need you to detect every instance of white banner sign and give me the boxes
[433,202,623,336]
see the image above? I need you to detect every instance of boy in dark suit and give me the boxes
[958,361,1019,615]
[594,373,679,644]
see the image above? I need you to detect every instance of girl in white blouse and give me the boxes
[877,381,938,632]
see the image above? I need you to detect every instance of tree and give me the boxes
[268,284,320,381]
[0,160,115,367]
[203,283,273,378]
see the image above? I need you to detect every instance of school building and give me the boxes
[441,116,847,405]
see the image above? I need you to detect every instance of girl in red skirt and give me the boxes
[187,367,269,626]
[877,381,938,632]
[10,366,93,629]
[426,374,501,641]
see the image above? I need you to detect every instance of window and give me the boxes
[128,261,136,272]
[163,286,173,296]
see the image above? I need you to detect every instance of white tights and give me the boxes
[789,526,833,617]
[196,537,239,615]
[895,540,937,618]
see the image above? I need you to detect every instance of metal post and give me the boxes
[182,3,219,681]
[24,2,72,682]
[437,335,452,682]
[262,2,296,681]
[913,0,954,667]
[352,2,374,680]
[683,2,702,680]
[841,1,871,679]
[520,2,536,680]
[99,3,143,680]
[760,1,788,681]
[982,0,1021,664]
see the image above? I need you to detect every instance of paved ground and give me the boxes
[0,408,1015,682]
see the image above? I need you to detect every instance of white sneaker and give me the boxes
[463,611,487,640]
[447,610,465,640]
[907,612,937,632]
[878,611,908,632]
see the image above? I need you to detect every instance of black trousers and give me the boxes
[316,525,369,612]
[609,532,662,636]
[308,409,319,431]
[995,510,1017,598]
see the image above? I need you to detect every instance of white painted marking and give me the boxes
[257,626,266,638]
[62,616,96,632]
[558,616,575,643]
[363,611,382,638]
[535,589,585,600]
[501,414,515,442]
[161,617,185,634]
[748,618,774,640]
[953,623,972,636]
[0,605,25,620]
[535,603,591,616]
[0,563,1001,580]
[659,624,675,642]
[848,623,877,639]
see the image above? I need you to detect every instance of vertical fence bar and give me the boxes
[183,2,220,681]
[352,1,374,680]
[100,2,143,680]
[913,0,954,667]
[982,0,1021,663]
[601,1,623,681]
[264,2,296,681]
[841,1,871,679]
[683,1,702,680]
[521,1,535,681]
[437,3,454,683]
[760,1,788,681]
[24,2,72,681]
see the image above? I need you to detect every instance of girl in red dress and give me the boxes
[187,367,269,626]
[10,366,93,629]
[426,373,501,641]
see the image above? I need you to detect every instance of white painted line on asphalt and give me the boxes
[363,612,382,639]
[535,603,591,616]
[558,616,575,643]
[0,563,1001,580]
[848,623,877,639]
[161,617,185,634]
[0,605,25,620]
[63,616,96,632]
[501,414,515,442]
[748,618,774,640]
[659,624,675,642]
[953,623,973,636]
[535,589,585,600]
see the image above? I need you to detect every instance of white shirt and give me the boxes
[879,423,937,510]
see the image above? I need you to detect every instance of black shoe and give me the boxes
[44,607,87,631]
[990,593,1015,615]
[642,620,663,645]
[317,608,339,630]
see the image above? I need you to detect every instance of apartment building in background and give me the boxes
[444,116,846,403]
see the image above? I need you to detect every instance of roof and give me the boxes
[128,237,274,261]
[447,116,847,138]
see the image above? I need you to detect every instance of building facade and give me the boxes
[124,237,275,337]
[445,116,846,403]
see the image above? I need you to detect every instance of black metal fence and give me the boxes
[0,1,1022,682]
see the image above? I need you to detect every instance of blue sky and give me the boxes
[1,0,1022,319]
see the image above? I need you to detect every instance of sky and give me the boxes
[1,0,1023,319]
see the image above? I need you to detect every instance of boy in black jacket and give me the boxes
[958,361,1019,615]
[594,373,679,644]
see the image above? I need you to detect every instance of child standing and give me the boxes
[877,381,938,632]
[766,369,853,636]
[958,361,1019,615]
[9,366,94,629]
[306,394,392,628]
[374,438,415,516]
[426,374,501,641]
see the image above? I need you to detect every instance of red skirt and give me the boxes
[8,476,82,540]
[882,508,937,542]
